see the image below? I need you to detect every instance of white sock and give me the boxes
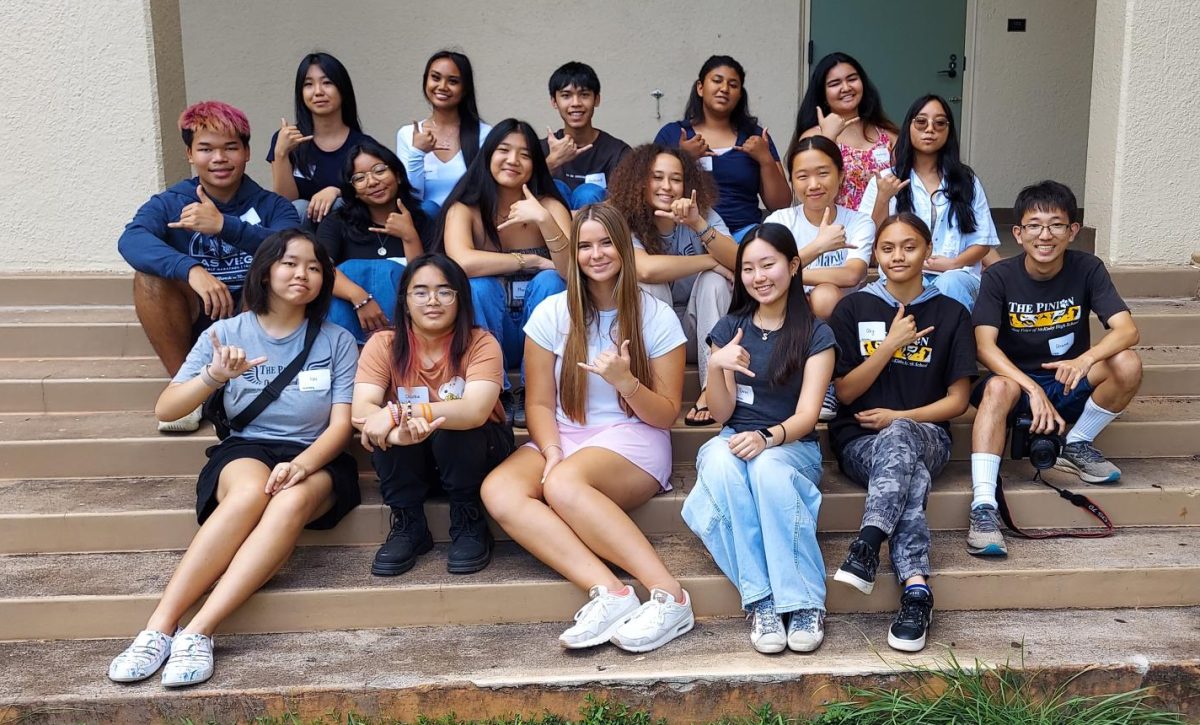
[970,453,1001,509]
[1065,397,1119,445]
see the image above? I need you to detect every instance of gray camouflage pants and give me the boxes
[839,418,952,582]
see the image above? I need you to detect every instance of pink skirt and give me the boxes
[524,420,674,491]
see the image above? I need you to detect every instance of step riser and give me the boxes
[4,567,1195,641]
[4,485,1194,555]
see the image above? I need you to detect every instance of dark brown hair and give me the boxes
[606,144,718,255]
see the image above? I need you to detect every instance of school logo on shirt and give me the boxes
[439,376,466,401]
[863,338,933,366]
[1007,298,1081,330]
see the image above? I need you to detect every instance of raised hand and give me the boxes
[734,127,774,165]
[307,186,340,223]
[264,460,309,495]
[274,118,313,159]
[708,327,755,377]
[1042,356,1093,395]
[873,169,910,201]
[679,127,714,158]
[187,266,236,320]
[369,198,418,241]
[881,303,935,354]
[813,206,853,256]
[545,127,593,169]
[207,329,267,382]
[578,339,636,391]
[654,189,702,229]
[168,185,224,236]
[496,184,551,231]
[816,106,860,141]
[387,414,446,446]
[412,120,437,153]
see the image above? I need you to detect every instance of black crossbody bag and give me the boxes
[202,317,322,440]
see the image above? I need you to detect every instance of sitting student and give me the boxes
[828,213,976,652]
[654,55,791,241]
[540,61,631,209]
[352,254,512,576]
[968,181,1142,557]
[268,52,374,228]
[607,144,738,426]
[396,50,491,219]
[682,222,836,654]
[482,204,693,653]
[437,119,572,426]
[107,230,359,687]
[858,95,999,310]
[790,52,898,209]
[317,139,429,344]
[118,101,301,432]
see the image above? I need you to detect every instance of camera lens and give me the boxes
[1028,436,1059,470]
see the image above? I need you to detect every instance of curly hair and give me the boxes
[606,144,718,256]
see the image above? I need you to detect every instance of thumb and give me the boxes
[522,183,536,200]
[430,416,447,431]
[208,328,222,350]
[762,127,770,142]
[817,107,826,122]
[196,185,211,204]
[731,327,744,344]
[395,198,408,214]
[690,189,698,206]
[821,206,833,227]
[281,117,287,128]
[547,126,556,141]
[620,339,631,359]
[679,127,688,144]
[894,303,906,321]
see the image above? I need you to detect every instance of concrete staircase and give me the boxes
[0,269,1198,721]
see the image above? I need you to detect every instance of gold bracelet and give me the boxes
[544,233,568,254]
[619,379,642,398]
[511,252,526,269]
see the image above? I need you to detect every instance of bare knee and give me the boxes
[808,284,841,319]
[1107,349,1143,391]
[541,469,586,515]
[980,375,1021,412]
[261,486,326,528]
[481,471,531,524]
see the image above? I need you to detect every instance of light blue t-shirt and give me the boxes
[175,312,358,444]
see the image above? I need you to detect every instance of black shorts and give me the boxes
[970,371,1095,425]
[196,437,360,530]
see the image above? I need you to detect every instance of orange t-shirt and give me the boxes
[355,328,507,425]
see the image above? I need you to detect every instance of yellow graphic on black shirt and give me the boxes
[862,339,933,363]
[1009,305,1081,329]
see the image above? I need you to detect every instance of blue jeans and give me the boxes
[731,224,758,244]
[469,269,566,386]
[925,270,980,311]
[554,179,607,210]
[682,428,826,614]
[328,259,405,344]
[417,198,441,223]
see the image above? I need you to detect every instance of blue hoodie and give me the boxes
[117,176,301,292]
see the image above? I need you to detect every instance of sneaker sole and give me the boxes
[108,670,161,683]
[888,614,932,653]
[610,612,695,653]
[447,547,493,575]
[1053,458,1122,485]
[370,538,435,576]
[161,671,213,688]
[751,635,787,654]
[833,567,875,594]
[560,609,638,650]
[966,542,1008,557]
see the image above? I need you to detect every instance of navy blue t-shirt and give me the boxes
[266,130,375,201]
[653,121,780,232]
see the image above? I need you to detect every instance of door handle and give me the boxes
[947,97,962,102]
[938,53,958,79]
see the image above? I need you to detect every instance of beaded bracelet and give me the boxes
[353,293,374,311]
[386,401,401,427]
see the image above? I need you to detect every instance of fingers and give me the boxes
[897,179,911,190]
[247,356,268,368]
[368,226,388,234]
[820,206,833,227]
[216,284,235,319]
[208,328,222,352]
[495,218,520,231]
[281,464,307,491]
[359,427,374,452]
[915,326,935,338]
[574,144,593,156]
[845,116,861,127]
[297,135,314,143]
[731,364,755,377]
[264,465,283,494]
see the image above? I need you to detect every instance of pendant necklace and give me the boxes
[373,230,388,257]
[753,312,782,341]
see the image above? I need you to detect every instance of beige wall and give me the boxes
[179,0,802,188]
[965,0,1097,208]
[0,1,167,272]
[1086,0,1200,266]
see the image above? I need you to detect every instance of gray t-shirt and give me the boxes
[175,312,358,444]
[632,209,730,307]
[707,313,837,438]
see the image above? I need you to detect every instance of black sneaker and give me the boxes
[447,500,494,574]
[888,586,934,652]
[833,538,879,595]
[500,389,516,427]
[511,386,527,429]
[371,505,434,576]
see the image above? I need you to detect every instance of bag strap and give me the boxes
[228,317,323,432]
[995,472,1114,539]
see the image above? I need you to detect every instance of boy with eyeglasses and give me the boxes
[965,180,1142,556]
[118,101,301,432]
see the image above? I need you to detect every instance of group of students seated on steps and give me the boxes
[109,48,1144,687]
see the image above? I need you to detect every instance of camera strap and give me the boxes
[995,473,1114,539]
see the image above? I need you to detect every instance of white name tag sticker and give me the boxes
[396,386,430,404]
[858,321,887,342]
[871,146,891,167]
[1048,332,1075,357]
[698,156,713,172]
[297,369,331,392]
[239,207,262,226]
[584,172,607,188]
[735,383,755,405]
[510,278,530,302]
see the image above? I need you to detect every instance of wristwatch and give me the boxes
[756,428,775,447]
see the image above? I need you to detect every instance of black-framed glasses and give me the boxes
[350,163,392,187]
[1020,223,1072,237]
[913,117,949,132]
[408,288,458,305]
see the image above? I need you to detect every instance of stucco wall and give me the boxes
[1086,0,1200,266]
[0,1,165,272]
[965,0,1097,208]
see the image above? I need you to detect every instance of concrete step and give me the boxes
[2,527,1197,641]
[3,297,1200,358]
[2,606,1196,722]
[2,398,1197,480]
[3,458,1193,554]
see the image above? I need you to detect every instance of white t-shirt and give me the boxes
[764,204,875,291]
[524,291,687,428]
[395,120,493,207]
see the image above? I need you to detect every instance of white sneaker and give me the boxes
[559,585,641,649]
[748,597,786,654]
[160,632,214,687]
[611,588,694,653]
[158,405,202,433]
[107,629,173,682]
[787,608,825,652]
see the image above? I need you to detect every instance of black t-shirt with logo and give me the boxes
[972,250,1128,373]
[829,291,977,453]
[539,129,630,191]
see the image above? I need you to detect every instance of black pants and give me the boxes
[372,421,514,508]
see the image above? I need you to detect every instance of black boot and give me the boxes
[511,386,527,429]
[447,500,493,574]
[371,505,434,576]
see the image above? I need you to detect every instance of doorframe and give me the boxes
[800,0,978,163]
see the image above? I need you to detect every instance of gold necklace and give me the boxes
[753,312,783,341]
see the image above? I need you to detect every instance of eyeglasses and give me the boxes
[408,288,458,305]
[913,117,949,132]
[1020,223,1072,237]
[350,163,392,187]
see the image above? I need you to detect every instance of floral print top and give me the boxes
[838,131,892,210]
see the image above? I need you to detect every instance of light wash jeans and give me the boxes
[683,428,826,614]
[328,258,405,344]
[925,270,980,311]
[554,179,607,210]
[469,269,566,387]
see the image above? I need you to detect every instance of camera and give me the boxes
[1010,416,1064,470]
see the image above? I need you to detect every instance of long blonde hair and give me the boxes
[560,204,654,425]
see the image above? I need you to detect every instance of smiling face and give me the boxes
[1015,206,1079,266]
[552,84,599,130]
[425,58,464,111]
[910,99,950,155]
[576,218,621,284]
[186,128,249,197]
[488,131,533,189]
[406,264,458,336]
[269,238,323,308]
[875,222,931,284]
[790,148,842,212]
[824,62,864,116]
[697,64,743,116]
[302,63,341,117]
[646,153,685,212]
[740,238,798,307]
[350,152,398,208]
